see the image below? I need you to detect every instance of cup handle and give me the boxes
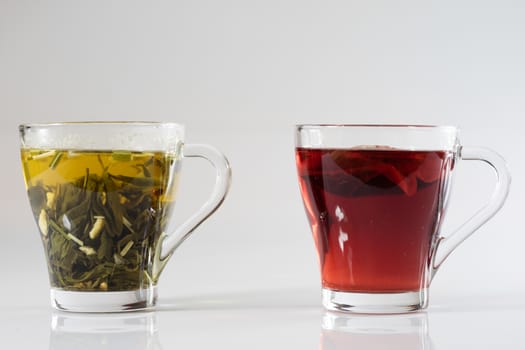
[153,144,231,279]
[431,146,511,278]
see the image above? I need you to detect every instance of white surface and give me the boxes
[1,0,524,348]
[2,291,525,349]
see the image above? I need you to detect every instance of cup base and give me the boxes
[50,287,158,313]
[322,288,427,314]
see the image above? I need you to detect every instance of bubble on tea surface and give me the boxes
[23,124,184,152]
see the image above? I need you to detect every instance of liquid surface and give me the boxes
[296,148,453,292]
[21,149,180,291]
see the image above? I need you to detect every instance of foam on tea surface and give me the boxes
[20,123,184,152]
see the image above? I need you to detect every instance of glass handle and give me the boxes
[432,146,511,278]
[156,144,231,271]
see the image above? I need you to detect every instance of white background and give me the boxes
[0,1,524,348]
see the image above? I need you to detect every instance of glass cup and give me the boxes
[20,122,231,312]
[295,124,510,313]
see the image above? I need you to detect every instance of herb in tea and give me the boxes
[21,149,179,292]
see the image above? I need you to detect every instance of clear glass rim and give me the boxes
[295,124,459,150]
[296,124,457,131]
[19,121,184,129]
[19,121,185,151]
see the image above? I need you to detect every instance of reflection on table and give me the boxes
[49,311,162,350]
[321,311,435,350]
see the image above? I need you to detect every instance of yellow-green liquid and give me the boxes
[21,149,180,291]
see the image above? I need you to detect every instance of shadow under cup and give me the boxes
[295,125,510,313]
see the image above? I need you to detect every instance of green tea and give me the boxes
[21,149,180,292]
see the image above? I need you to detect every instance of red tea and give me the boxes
[296,148,454,293]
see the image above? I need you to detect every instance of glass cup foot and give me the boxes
[322,288,428,314]
[50,287,158,313]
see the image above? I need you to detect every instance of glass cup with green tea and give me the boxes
[19,122,231,312]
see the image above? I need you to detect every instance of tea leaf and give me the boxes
[24,150,176,292]
[120,240,134,257]
[82,168,90,191]
[32,150,56,160]
[79,246,96,256]
[105,192,124,237]
[46,192,56,208]
[88,216,105,240]
[144,157,154,167]
[141,165,151,178]
[109,174,155,188]
[97,154,106,170]
[67,233,84,246]
[122,216,136,234]
[97,231,112,261]
[113,253,126,265]
[49,152,63,169]
[27,186,46,216]
[48,219,71,241]
[112,151,132,162]
[38,209,48,236]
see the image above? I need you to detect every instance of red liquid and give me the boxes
[296,148,454,293]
